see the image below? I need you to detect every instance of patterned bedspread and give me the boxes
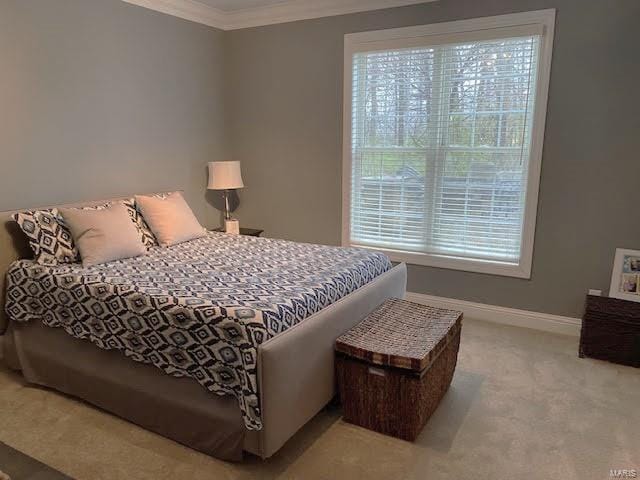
[5,232,391,429]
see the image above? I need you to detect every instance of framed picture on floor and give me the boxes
[609,248,640,302]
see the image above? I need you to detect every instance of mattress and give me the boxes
[5,232,391,430]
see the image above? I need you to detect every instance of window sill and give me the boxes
[350,243,532,279]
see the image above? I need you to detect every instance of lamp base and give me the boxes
[225,219,240,235]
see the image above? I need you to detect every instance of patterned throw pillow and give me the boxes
[123,198,158,248]
[13,208,77,265]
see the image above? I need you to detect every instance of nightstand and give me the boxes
[212,227,264,237]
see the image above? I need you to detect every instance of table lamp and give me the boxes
[208,161,244,233]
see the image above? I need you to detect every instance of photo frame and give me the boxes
[609,248,640,302]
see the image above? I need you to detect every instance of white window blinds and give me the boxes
[348,35,540,265]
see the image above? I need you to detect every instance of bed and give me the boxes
[0,195,407,461]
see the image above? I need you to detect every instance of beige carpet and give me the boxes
[0,319,637,480]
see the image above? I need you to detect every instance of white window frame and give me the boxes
[341,9,555,279]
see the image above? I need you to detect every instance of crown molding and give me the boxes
[222,0,437,30]
[122,0,437,30]
[122,0,226,29]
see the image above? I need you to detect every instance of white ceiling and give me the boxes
[122,0,436,30]
[197,0,290,12]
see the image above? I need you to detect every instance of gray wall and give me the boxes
[2,0,638,318]
[226,0,640,317]
[0,0,228,227]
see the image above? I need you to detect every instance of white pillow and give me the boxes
[60,202,147,267]
[135,192,205,247]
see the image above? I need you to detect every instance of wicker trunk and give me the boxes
[336,298,462,441]
[580,295,640,367]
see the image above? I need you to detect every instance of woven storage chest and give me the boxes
[335,298,462,441]
[580,295,640,367]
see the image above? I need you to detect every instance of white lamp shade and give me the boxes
[207,161,244,190]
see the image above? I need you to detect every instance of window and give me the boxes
[342,10,555,278]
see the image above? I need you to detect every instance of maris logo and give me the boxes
[610,470,638,478]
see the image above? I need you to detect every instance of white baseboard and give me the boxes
[405,292,582,337]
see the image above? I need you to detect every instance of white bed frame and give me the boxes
[248,262,406,457]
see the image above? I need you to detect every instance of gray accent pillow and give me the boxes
[59,202,147,267]
[135,192,205,247]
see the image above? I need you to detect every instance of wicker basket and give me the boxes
[580,295,640,367]
[336,298,462,441]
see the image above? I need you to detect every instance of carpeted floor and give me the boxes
[0,318,637,480]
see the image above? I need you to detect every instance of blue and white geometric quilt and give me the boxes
[5,232,391,430]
